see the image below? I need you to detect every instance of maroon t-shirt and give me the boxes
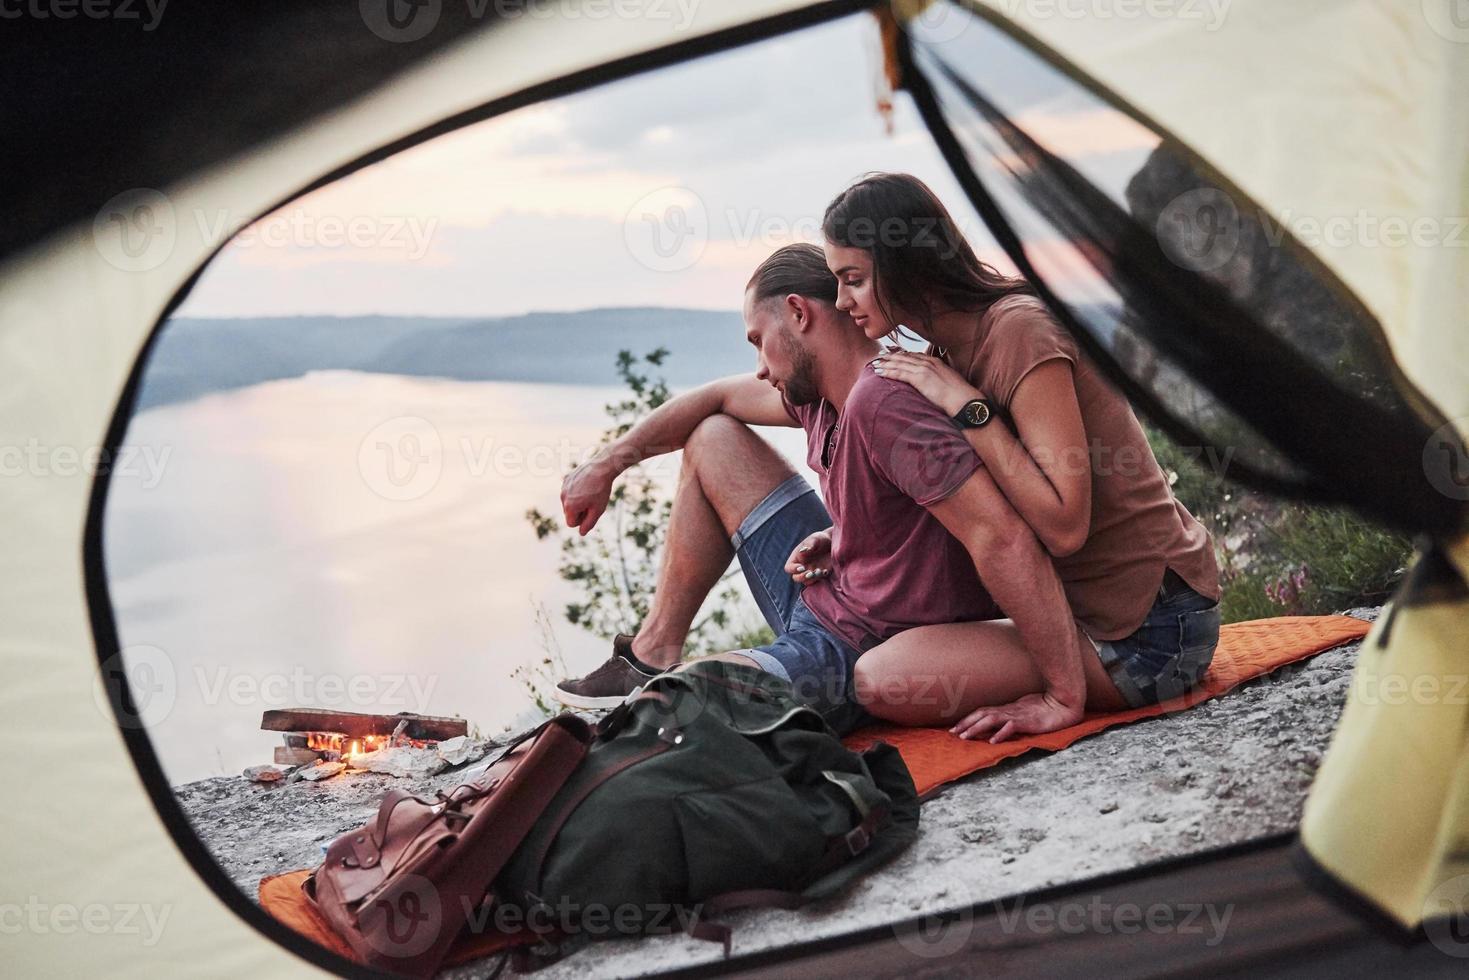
[784,364,998,651]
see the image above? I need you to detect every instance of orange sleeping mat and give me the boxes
[844,613,1371,798]
[258,613,1371,966]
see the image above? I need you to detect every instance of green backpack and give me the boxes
[492,658,919,960]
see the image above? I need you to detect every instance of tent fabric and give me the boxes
[892,1,1469,933]
[0,4,512,262]
[690,834,1464,974]
[897,5,1464,536]
[0,5,842,977]
[846,614,1372,798]
[952,0,1469,441]
[1300,552,1469,931]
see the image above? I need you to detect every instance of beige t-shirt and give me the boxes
[934,295,1221,641]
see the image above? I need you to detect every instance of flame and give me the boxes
[299,730,435,766]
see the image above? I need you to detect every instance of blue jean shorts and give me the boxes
[1090,574,1221,708]
[731,474,874,736]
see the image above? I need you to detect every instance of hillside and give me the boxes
[176,610,1380,977]
[135,308,751,410]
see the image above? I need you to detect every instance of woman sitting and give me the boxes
[819,172,1222,742]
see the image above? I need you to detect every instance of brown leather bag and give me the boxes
[303,714,591,978]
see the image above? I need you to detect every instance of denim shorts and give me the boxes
[731,474,874,737]
[1090,574,1221,709]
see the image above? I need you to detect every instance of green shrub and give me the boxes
[1145,423,1411,623]
[526,349,768,654]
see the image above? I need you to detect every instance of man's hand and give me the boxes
[948,690,1084,743]
[561,456,618,536]
[783,529,833,584]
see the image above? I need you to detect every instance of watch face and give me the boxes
[964,401,990,426]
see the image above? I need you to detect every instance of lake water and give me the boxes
[104,372,816,783]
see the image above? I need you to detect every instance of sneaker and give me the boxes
[552,635,662,709]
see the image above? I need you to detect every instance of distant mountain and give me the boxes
[133,308,754,411]
[135,304,1124,412]
[364,308,752,386]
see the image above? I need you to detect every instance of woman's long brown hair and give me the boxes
[822,172,1032,337]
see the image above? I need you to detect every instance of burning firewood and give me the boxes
[259,708,468,741]
[253,707,495,780]
[274,746,323,767]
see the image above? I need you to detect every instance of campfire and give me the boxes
[300,731,430,759]
[243,709,491,784]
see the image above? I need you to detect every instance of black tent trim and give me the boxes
[915,0,1457,467]
[3,5,508,262]
[680,832,1459,976]
[1288,840,1433,947]
[897,2,1462,538]
[78,0,1457,975]
[81,3,880,977]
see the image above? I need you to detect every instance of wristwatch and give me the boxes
[952,398,994,429]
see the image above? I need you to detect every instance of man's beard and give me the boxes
[780,332,821,406]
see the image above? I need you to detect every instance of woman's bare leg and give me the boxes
[852,619,1127,726]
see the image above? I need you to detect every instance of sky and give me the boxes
[176,12,1154,319]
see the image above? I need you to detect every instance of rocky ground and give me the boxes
[174,608,1378,978]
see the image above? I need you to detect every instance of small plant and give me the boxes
[1145,423,1411,622]
[520,349,773,711]
[1264,564,1310,615]
[511,602,577,721]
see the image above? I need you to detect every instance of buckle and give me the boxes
[844,824,871,856]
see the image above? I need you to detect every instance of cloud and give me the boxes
[176,13,1130,319]
[1013,107,1157,159]
[490,18,894,171]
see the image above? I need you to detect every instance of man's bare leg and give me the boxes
[631,414,798,669]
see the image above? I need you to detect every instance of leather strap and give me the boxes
[304,714,593,978]
[595,688,673,740]
[804,806,888,884]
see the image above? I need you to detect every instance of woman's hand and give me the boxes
[784,529,834,585]
[872,351,984,417]
[948,690,1084,743]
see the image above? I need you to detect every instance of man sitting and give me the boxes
[553,244,1118,736]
